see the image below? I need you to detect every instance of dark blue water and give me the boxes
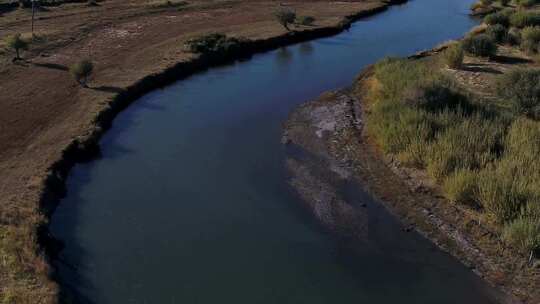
[50,1,501,303]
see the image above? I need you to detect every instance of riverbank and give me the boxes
[283,70,536,304]
[0,1,406,302]
[283,10,540,302]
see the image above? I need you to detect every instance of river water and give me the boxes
[50,1,501,303]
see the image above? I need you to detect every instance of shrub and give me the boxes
[485,119,540,225]
[367,59,455,157]
[515,0,538,8]
[497,69,540,119]
[486,24,507,43]
[425,115,503,180]
[462,34,498,57]
[398,136,428,168]
[475,168,530,222]
[521,38,538,54]
[5,33,29,60]
[503,215,540,254]
[443,44,464,69]
[503,119,540,178]
[367,53,540,260]
[403,79,472,113]
[473,118,540,223]
[373,57,433,101]
[509,11,540,28]
[69,59,94,87]
[185,33,248,56]
[274,7,296,31]
[297,15,315,26]
[498,0,510,5]
[367,101,435,154]
[507,27,522,45]
[443,169,478,205]
[484,12,509,27]
[520,26,540,53]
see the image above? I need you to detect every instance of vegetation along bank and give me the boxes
[309,0,540,302]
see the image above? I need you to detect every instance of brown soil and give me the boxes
[0,1,391,302]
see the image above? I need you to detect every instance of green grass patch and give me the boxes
[366,57,540,256]
[509,10,540,28]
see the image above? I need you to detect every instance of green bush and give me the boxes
[520,26,540,53]
[185,33,248,56]
[504,117,540,158]
[367,54,540,259]
[5,33,29,60]
[475,167,530,222]
[443,169,478,205]
[473,118,540,223]
[70,59,94,87]
[425,115,503,180]
[368,100,435,154]
[373,57,434,101]
[486,24,507,43]
[442,44,464,69]
[506,27,522,45]
[484,12,509,27]
[509,11,540,28]
[503,215,540,254]
[462,34,498,57]
[515,0,539,7]
[297,15,315,26]
[398,136,428,168]
[274,7,296,31]
[404,80,472,113]
[497,69,540,119]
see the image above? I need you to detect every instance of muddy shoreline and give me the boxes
[34,1,411,301]
[283,67,539,303]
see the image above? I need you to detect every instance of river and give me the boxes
[50,0,501,303]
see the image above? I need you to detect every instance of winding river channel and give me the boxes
[50,0,504,303]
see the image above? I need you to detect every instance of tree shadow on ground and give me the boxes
[90,86,124,94]
[493,55,532,64]
[33,62,69,71]
[462,64,503,74]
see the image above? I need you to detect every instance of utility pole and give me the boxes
[31,0,35,37]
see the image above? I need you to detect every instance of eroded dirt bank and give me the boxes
[283,68,538,303]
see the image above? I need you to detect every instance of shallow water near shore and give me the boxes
[50,1,501,303]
